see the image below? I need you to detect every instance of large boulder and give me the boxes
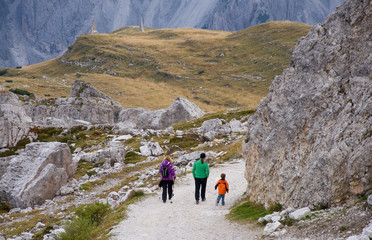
[0,142,75,208]
[243,0,372,208]
[117,97,204,130]
[25,79,124,127]
[0,89,32,148]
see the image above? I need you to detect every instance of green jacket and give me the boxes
[192,159,210,178]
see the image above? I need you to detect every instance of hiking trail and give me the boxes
[110,160,261,239]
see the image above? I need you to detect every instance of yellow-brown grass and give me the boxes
[0,22,311,112]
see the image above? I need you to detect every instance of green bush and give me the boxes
[9,88,33,96]
[5,79,13,83]
[56,201,110,240]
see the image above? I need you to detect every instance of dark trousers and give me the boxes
[194,177,207,201]
[162,180,174,202]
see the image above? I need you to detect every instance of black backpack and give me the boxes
[162,165,169,178]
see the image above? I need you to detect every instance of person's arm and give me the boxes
[226,181,229,192]
[170,163,176,179]
[205,163,210,177]
[215,181,220,190]
[192,161,196,178]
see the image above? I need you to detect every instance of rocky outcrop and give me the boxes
[0,142,74,208]
[116,97,204,131]
[243,0,372,208]
[25,79,124,127]
[0,88,32,148]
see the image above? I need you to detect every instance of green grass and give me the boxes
[227,199,272,223]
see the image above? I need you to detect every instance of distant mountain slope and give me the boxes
[0,22,311,112]
[1,0,345,68]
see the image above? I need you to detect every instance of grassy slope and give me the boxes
[0,21,311,112]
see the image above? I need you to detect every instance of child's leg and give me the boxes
[221,194,225,205]
[216,194,222,204]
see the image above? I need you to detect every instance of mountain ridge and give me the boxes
[0,0,345,68]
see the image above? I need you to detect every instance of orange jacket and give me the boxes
[215,179,229,195]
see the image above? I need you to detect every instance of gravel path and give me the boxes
[110,160,261,240]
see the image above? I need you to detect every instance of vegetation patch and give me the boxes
[227,199,272,223]
[9,88,33,96]
[124,151,146,164]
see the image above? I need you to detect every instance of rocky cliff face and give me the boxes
[0,87,32,148]
[243,0,372,209]
[0,0,345,67]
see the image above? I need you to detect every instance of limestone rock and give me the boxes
[263,221,282,235]
[243,0,372,208]
[118,97,204,130]
[0,89,32,148]
[288,207,311,220]
[78,146,126,166]
[367,195,372,206]
[139,142,164,156]
[25,79,124,127]
[0,142,74,208]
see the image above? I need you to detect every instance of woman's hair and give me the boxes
[165,155,173,162]
[200,153,206,163]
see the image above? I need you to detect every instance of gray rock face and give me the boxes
[25,79,124,127]
[0,89,32,148]
[243,0,372,208]
[0,0,345,67]
[117,97,204,130]
[0,142,74,208]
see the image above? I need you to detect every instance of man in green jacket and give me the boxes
[192,153,210,204]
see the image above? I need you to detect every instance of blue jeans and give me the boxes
[217,194,225,205]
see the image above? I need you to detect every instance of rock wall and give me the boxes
[25,79,124,127]
[0,88,32,148]
[117,97,205,131]
[0,142,74,208]
[243,0,372,209]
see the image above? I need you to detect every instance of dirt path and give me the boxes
[110,160,262,240]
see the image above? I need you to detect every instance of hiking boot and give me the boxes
[216,201,219,206]
[196,200,199,204]
[202,198,206,202]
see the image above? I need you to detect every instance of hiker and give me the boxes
[159,156,176,203]
[192,153,210,204]
[215,173,229,206]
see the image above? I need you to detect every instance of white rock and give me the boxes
[289,207,311,220]
[36,222,46,228]
[263,221,282,235]
[108,191,120,201]
[367,195,372,206]
[362,222,372,238]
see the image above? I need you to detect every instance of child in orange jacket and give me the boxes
[214,173,229,206]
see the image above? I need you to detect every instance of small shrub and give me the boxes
[9,88,33,96]
[268,202,283,212]
[5,79,13,83]
[0,68,8,76]
[56,202,110,240]
[339,226,347,232]
[16,66,22,69]
[280,218,294,226]
[0,202,12,214]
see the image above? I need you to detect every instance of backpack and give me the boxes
[162,165,169,178]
